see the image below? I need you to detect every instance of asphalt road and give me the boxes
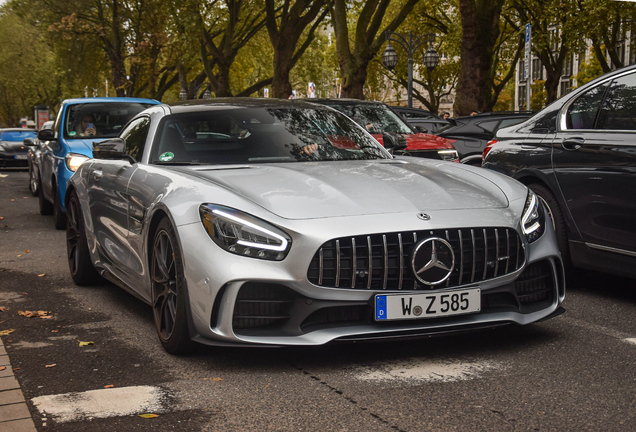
[1,168,636,432]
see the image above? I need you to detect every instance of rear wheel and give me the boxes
[53,183,67,230]
[38,177,53,215]
[151,218,193,354]
[66,190,101,286]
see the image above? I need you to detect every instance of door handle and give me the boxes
[562,137,584,151]
[93,170,103,181]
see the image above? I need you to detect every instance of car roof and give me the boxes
[165,97,343,114]
[310,98,386,106]
[0,128,36,132]
[62,97,161,105]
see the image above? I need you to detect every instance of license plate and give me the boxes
[15,155,27,160]
[375,288,480,321]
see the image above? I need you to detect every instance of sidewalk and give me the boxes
[0,338,37,431]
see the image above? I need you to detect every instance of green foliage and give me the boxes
[530,80,546,111]
[574,50,605,88]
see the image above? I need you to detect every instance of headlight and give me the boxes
[65,153,89,172]
[521,190,545,243]
[199,204,292,261]
[438,149,459,161]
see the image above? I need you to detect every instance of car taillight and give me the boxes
[482,139,497,161]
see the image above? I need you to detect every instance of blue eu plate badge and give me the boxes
[376,295,387,320]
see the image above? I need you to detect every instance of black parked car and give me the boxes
[482,65,636,279]
[436,112,532,165]
[391,106,449,133]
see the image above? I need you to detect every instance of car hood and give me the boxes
[184,159,509,220]
[372,133,455,150]
[0,141,29,153]
[66,137,110,154]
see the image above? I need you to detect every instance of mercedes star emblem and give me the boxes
[417,213,431,220]
[411,237,455,285]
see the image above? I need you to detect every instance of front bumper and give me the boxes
[0,153,29,167]
[177,209,565,347]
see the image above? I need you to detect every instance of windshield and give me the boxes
[0,130,36,141]
[325,103,414,135]
[151,107,391,165]
[64,102,154,139]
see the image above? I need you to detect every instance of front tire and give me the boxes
[66,190,101,286]
[151,218,193,354]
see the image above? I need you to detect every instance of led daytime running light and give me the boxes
[212,209,288,252]
[522,192,540,235]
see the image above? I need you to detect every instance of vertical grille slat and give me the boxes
[351,237,357,289]
[308,228,525,291]
[367,236,372,290]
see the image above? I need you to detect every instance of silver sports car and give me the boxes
[66,99,565,354]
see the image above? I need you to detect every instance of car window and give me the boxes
[566,82,608,129]
[151,107,390,165]
[120,117,151,161]
[64,102,154,139]
[596,73,636,130]
[328,104,414,134]
[499,118,525,129]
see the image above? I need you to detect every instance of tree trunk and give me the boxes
[454,0,504,116]
[271,47,294,98]
[340,59,370,99]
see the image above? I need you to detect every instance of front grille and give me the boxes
[232,283,296,330]
[307,228,524,290]
[514,260,554,304]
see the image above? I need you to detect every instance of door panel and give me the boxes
[86,160,137,279]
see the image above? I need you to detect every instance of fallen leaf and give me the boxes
[138,414,159,419]
[19,310,51,318]
[10,199,14,202]
[51,329,59,333]
[104,385,114,388]
[14,368,20,370]
[0,307,6,312]
[0,329,15,336]
[38,274,46,277]
[22,292,27,295]
[203,377,224,382]
[23,197,28,199]
[17,255,21,257]
[0,217,3,219]
[24,250,29,253]
[78,341,94,346]
[0,366,6,371]
[45,364,56,368]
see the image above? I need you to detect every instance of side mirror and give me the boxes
[93,138,126,160]
[415,126,429,134]
[23,138,35,146]
[382,132,408,153]
[37,129,56,141]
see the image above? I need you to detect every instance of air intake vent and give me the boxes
[307,228,524,290]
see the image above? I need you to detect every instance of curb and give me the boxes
[0,339,37,431]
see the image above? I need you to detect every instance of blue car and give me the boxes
[35,97,160,229]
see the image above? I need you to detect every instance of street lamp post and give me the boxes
[382,31,440,108]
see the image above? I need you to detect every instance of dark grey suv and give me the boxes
[483,65,636,279]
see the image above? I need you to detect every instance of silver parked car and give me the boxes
[66,99,565,354]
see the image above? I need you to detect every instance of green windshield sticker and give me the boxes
[69,131,76,136]
[159,152,174,162]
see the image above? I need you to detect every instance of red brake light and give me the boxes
[482,139,497,161]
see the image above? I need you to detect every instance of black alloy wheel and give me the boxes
[29,163,39,196]
[38,176,53,215]
[66,190,101,285]
[151,218,193,354]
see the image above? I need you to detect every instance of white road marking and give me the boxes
[32,385,165,423]
[355,358,503,384]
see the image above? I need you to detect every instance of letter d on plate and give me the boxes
[375,296,387,320]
